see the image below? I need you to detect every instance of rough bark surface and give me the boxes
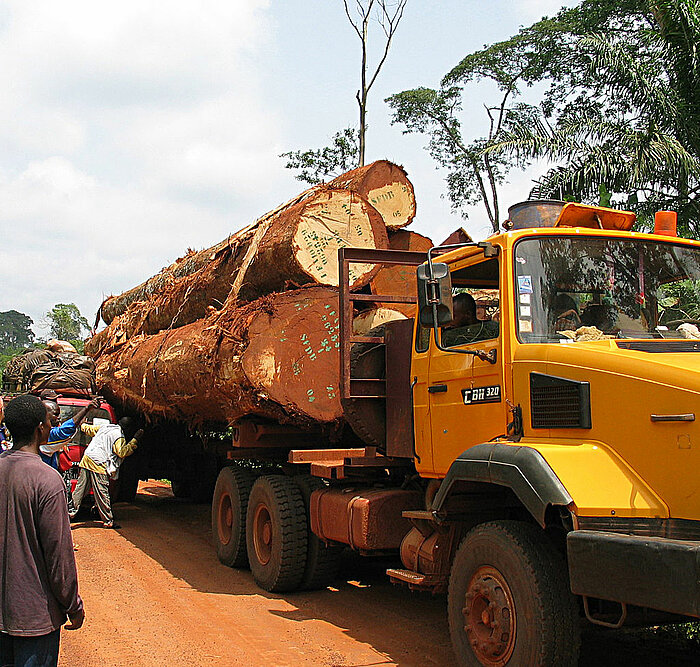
[98,160,413,325]
[369,229,432,316]
[236,190,387,302]
[98,190,387,337]
[94,288,344,428]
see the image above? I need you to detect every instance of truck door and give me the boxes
[428,255,508,476]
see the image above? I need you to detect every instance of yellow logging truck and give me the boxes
[211,200,700,665]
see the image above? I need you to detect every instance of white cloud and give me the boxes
[0,0,282,332]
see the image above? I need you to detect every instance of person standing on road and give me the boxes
[70,417,143,529]
[0,394,84,667]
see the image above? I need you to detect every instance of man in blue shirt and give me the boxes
[40,396,102,515]
[39,397,102,469]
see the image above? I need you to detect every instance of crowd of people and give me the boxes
[0,392,143,666]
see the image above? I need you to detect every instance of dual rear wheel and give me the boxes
[212,467,340,592]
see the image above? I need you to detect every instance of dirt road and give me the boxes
[61,482,699,667]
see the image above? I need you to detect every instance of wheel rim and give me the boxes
[252,502,273,566]
[217,491,233,546]
[463,565,516,666]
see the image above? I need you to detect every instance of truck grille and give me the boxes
[530,372,591,429]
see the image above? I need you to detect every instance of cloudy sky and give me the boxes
[0,0,571,335]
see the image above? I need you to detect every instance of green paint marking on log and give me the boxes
[300,332,317,361]
[326,385,336,399]
[307,389,316,403]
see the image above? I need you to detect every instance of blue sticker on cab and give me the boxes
[518,275,533,294]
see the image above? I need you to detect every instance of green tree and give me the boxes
[281,128,359,185]
[387,0,700,235]
[0,310,34,353]
[44,303,89,347]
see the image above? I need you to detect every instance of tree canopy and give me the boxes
[0,310,34,354]
[44,303,89,344]
[387,0,700,235]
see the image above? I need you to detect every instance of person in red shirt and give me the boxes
[0,394,84,666]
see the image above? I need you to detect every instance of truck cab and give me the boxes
[402,201,700,665]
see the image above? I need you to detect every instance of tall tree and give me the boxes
[44,303,89,342]
[344,0,407,167]
[281,0,407,184]
[0,310,34,353]
[387,0,700,235]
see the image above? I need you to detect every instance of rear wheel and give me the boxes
[212,466,256,568]
[294,475,341,590]
[448,520,579,666]
[246,475,308,592]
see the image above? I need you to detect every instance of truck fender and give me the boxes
[431,443,572,527]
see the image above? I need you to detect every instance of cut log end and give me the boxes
[291,190,388,290]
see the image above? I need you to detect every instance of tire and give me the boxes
[190,452,219,504]
[340,324,387,448]
[212,466,256,568]
[294,475,341,590]
[448,520,580,667]
[246,475,308,592]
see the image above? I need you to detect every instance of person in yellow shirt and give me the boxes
[69,417,143,529]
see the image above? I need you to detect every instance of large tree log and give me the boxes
[99,160,413,325]
[235,189,387,301]
[95,287,345,429]
[328,160,416,230]
[369,229,432,317]
[93,189,387,343]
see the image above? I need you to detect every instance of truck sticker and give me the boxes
[462,385,501,404]
[519,319,533,333]
[519,293,531,305]
[520,305,531,317]
[518,275,533,294]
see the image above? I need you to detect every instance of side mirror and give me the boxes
[417,263,453,327]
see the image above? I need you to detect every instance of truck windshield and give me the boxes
[514,236,700,343]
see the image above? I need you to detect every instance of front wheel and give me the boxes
[448,520,579,667]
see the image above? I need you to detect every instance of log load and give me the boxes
[369,229,432,316]
[94,287,345,429]
[353,307,407,334]
[92,190,387,344]
[99,160,415,325]
[328,160,416,230]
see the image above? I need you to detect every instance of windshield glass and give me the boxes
[514,236,700,343]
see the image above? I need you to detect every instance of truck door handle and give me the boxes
[428,384,448,393]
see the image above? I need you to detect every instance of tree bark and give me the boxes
[93,189,387,343]
[94,287,347,429]
[98,160,412,326]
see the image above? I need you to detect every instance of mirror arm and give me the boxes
[431,311,498,364]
